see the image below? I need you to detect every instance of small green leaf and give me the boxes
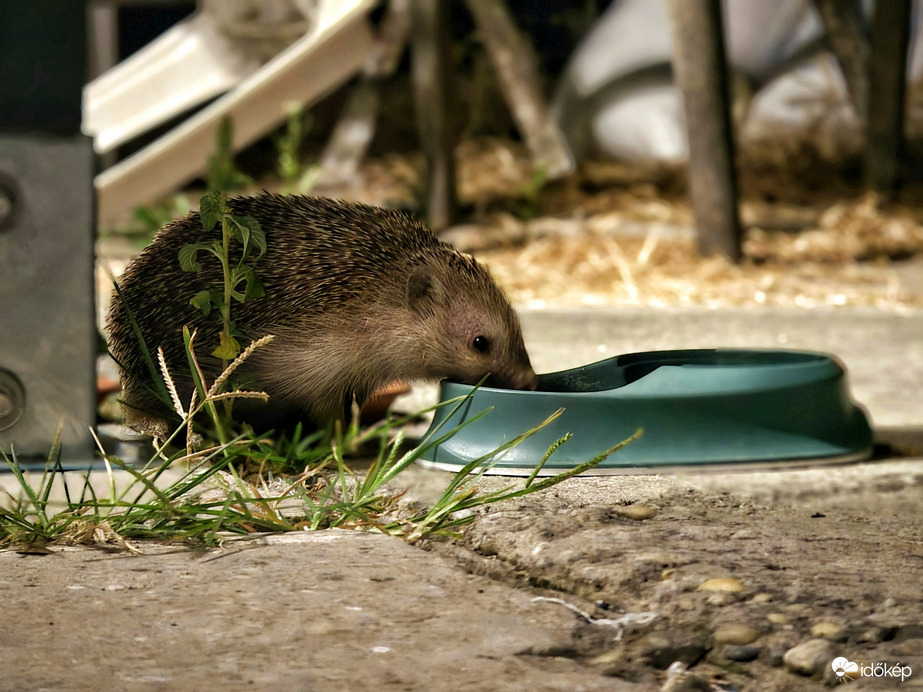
[199,191,225,232]
[229,265,247,303]
[178,244,204,272]
[189,290,213,316]
[228,214,250,249]
[242,267,265,301]
[229,265,265,304]
[212,332,241,360]
[242,216,266,258]
[178,241,221,271]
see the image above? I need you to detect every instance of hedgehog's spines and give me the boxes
[106,194,536,434]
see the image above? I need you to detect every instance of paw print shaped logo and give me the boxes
[832,657,859,682]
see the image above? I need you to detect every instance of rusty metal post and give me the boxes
[668,0,742,261]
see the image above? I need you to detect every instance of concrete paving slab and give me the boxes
[0,531,631,692]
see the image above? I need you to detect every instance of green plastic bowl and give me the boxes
[418,349,873,475]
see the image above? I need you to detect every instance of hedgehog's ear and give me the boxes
[407,265,442,314]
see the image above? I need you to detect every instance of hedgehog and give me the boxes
[107,194,536,435]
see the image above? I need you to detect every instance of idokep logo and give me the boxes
[831,657,859,681]
[832,656,913,683]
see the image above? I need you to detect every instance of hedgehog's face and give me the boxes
[407,261,537,391]
[448,312,537,391]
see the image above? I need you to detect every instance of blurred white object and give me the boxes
[592,83,688,163]
[562,0,673,97]
[84,11,264,155]
[740,53,862,157]
[87,0,376,227]
[552,0,886,163]
[724,0,821,81]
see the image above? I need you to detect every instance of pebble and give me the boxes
[612,504,659,520]
[696,577,744,593]
[713,623,761,645]
[767,613,788,625]
[677,596,696,611]
[810,621,846,641]
[783,639,832,676]
[724,644,760,662]
[784,602,811,615]
[750,592,773,604]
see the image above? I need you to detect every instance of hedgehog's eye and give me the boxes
[472,335,490,353]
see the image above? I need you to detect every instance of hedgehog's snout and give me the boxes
[513,370,538,391]
[485,369,537,391]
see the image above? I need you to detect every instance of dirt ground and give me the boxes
[426,459,923,690]
[2,457,921,691]
[4,304,922,691]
